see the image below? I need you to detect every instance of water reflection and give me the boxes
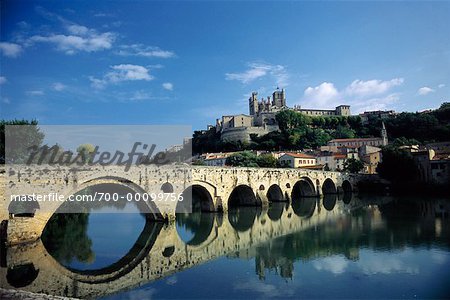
[176,212,215,245]
[291,197,316,217]
[228,206,261,232]
[2,194,450,299]
[323,194,337,211]
[41,184,155,272]
[267,202,286,221]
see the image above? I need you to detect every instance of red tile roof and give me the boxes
[283,152,316,159]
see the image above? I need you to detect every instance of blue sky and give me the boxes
[1,1,449,130]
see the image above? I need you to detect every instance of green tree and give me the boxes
[76,143,96,162]
[225,151,259,167]
[1,119,44,164]
[376,147,419,183]
[334,125,356,139]
[276,110,311,131]
[256,153,278,168]
[343,158,364,173]
[42,213,95,265]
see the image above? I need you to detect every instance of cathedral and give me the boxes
[215,88,350,142]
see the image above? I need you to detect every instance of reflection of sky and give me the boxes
[39,125,191,153]
[67,202,146,271]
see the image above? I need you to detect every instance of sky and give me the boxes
[1,1,449,131]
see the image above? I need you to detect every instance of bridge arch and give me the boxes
[266,184,284,202]
[228,185,261,207]
[291,177,316,199]
[177,184,215,213]
[322,178,337,195]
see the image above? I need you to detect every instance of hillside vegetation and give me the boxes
[192,103,450,154]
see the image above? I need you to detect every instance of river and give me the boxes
[2,192,450,299]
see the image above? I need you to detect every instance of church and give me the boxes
[215,88,351,142]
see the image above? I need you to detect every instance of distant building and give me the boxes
[293,105,351,117]
[279,152,316,168]
[215,88,350,142]
[413,142,450,186]
[359,145,382,174]
[166,144,183,153]
[316,150,355,172]
[328,123,388,148]
[201,152,236,166]
[359,110,396,124]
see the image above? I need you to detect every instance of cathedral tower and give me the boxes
[381,122,388,146]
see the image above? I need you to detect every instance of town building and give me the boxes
[328,123,388,148]
[413,149,450,186]
[200,152,236,166]
[279,152,316,168]
[358,145,382,174]
[359,110,396,124]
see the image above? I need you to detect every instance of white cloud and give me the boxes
[0,76,6,85]
[352,93,400,113]
[298,77,403,112]
[225,62,289,86]
[438,84,445,88]
[313,256,349,274]
[162,82,173,91]
[304,82,339,103]
[66,24,90,35]
[357,254,418,275]
[2,97,11,104]
[52,82,66,91]
[345,78,404,97]
[116,44,175,58]
[29,23,115,54]
[90,64,153,89]
[234,279,295,298]
[0,42,23,57]
[417,86,435,95]
[26,90,45,96]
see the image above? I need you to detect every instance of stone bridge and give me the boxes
[1,165,357,245]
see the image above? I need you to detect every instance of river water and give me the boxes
[3,193,450,299]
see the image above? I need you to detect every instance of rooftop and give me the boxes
[282,152,316,159]
[329,137,382,143]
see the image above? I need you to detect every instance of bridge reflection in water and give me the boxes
[1,190,450,299]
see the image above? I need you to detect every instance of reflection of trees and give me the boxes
[251,199,450,281]
[42,213,95,266]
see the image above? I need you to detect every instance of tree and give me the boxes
[1,119,45,164]
[343,158,364,173]
[276,110,311,131]
[256,154,278,168]
[76,143,96,162]
[225,151,259,167]
[376,147,419,183]
[334,125,356,139]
